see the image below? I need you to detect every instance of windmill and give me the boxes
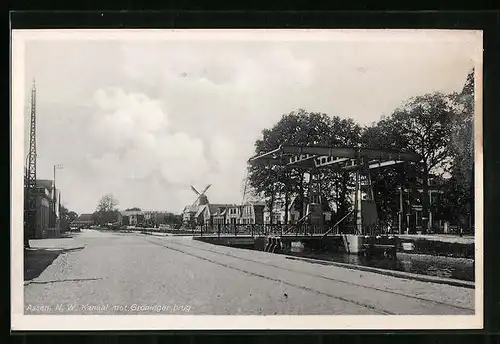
[191,184,211,207]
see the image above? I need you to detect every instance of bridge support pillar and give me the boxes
[343,234,366,254]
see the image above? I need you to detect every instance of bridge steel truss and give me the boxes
[248,145,422,235]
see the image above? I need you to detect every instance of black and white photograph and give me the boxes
[11,29,483,330]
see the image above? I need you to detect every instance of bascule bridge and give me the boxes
[248,145,422,238]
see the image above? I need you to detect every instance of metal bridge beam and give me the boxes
[343,160,404,171]
[314,157,351,169]
[248,157,283,166]
[249,145,421,169]
[280,145,421,162]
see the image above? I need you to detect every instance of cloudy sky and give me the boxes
[20,30,480,215]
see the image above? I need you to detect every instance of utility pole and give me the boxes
[354,148,362,235]
[53,164,63,228]
[428,189,433,232]
[399,186,403,234]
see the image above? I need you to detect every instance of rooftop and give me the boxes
[74,213,93,222]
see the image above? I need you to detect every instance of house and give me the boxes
[263,195,333,225]
[28,181,53,238]
[240,201,266,225]
[36,179,59,229]
[143,210,167,226]
[72,213,94,228]
[120,210,144,226]
[263,196,302,225]
[225,204,241,225]
[195,204,234,227]
[401,178,447,233]
[182,204,200,227]
[194,205,206,226]
[212,206,227,225]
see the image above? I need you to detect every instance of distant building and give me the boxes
[212,206,227,225]
[72,214,94,228]
[240,201,266,225]
[401,177,447,233]
[225,204,240,225]
[263,196,332,225]
[31,181,52,238]
[263,197,300,225]
[120,210,144,226]
[182,205,200,227]
[26,179,63,238]
[195,204,234,227]
[36,179,59,229]
[143,211,168,226]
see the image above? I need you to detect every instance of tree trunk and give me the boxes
[269,188,275,225]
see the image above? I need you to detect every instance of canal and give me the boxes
[282,249,475,282]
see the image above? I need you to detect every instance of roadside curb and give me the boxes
[284,255,475,289]
[137,231,194,237]
[25,246,86,253]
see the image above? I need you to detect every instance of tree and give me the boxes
[59,205,78,231]
[248,109,362,224]
[125,207,141,211]
[361,119,419,230]
[93,194,120,225]
[442,69,475,231]
[363,92,457,233]
[240,175,262,204]
[249,110,332,222]
[321,117,362,221]
[96,194,119,212]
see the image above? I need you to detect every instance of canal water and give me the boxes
[281,249,475,282]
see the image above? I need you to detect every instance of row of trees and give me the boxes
[247,70,475,233]
[91,194,182,228]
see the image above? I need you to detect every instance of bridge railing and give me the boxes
[196,223,349,237]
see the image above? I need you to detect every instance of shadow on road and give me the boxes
[24,247,84,281]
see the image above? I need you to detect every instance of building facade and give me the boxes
[72,214,94,229]
[212,207,227,225]
[34,186,51,238]
[263,196,332,225]
[225,205,240,225]
[240,202,266,225]
[182,205,200,227]
[28,180,61,239]
[120,210,144,226]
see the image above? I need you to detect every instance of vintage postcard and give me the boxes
[11,29,483,331]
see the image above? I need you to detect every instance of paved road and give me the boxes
[24,230,475,315]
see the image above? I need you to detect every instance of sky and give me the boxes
[19,30,480,215]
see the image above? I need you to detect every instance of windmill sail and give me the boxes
[191,185,201,195]
[191,184,212,207]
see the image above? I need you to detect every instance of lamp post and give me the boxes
[53,164,63,228]
[398,186,403,235]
